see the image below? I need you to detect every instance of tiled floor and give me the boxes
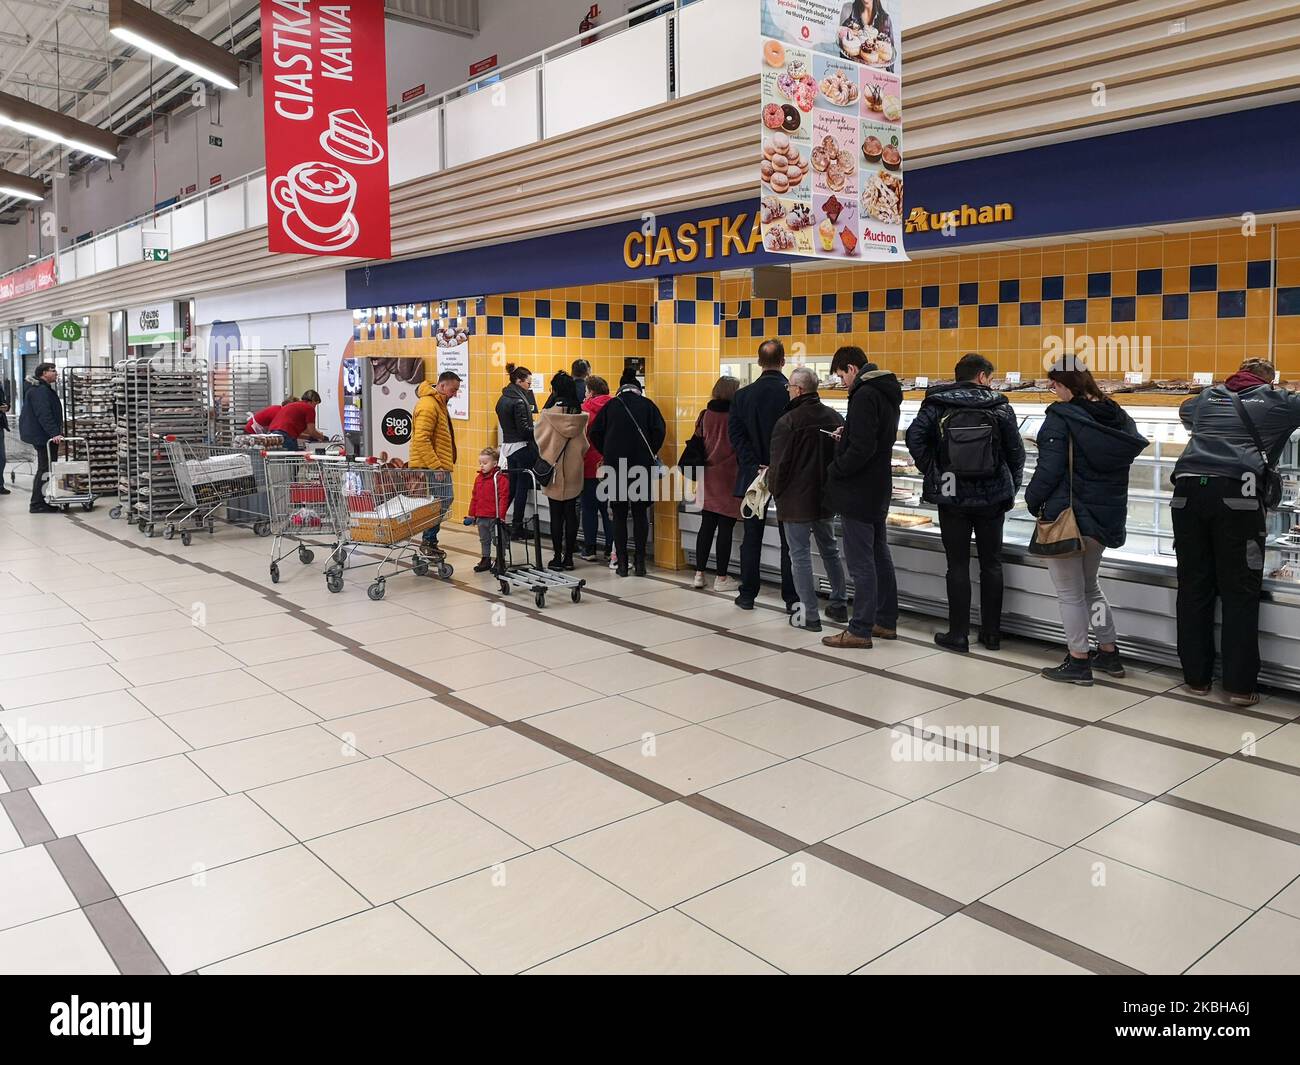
[2,500,1300,975]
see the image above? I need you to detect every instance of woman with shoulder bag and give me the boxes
[535,372,590,570]
[689,375,742,590]
[1025,361,1148,685]
[495,363,537,538]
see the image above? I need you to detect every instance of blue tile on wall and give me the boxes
[750,318,765,337]
[999,279,1020,304]
[1111,297,1136,322]
[939,306,958,329]
[792,296,807,315]
[696,276,714,301]
[1087,272,1111,298]
[519,317,535,336]
[903,309,921,331]
[595,303,610,321]
[475,297,486,315]
[978,304,999,327]
[837,312,853,333]
[777,316,792,336]
[1247,260,1272,289]
[852,290,870,311]
[623,303,638,322]
[1136,268,1163,295]
[1064,299,1088,324]
[566,301,581,319]
[675,300,696,324]
[534,298,551,318]
[611,321,626,339]
[807,315,822,335]
[959,282,979,305]
[487,316,504,335]
[1019,302,1041,326]
[723,319,736,338]
[922,285,940,307]
[637,322,652,341]
[738,300,751,319]
[651,302,657,325]
[869,311,886,332]
[821,293,837,313]
[581,320,596,338]
[886,288,904,310]
[1042,275,1064,301]
[1163,293,1189,320]
[1275,287,1300,316]
[1189,264,1218,292]
[1217,291,1246,319]
[714,303,721,326]
[551,319,567,337]
[503,297,520,316]
[765,300,779,317]
[658,277,674,300]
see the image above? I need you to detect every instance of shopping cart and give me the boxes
[42,437,97,512]
[263,451,347,583]
[4,428,35,486]
[320,458,454,599]
[493,469,586,607]
[157,435,271,545]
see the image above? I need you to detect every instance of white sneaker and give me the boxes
[693,571,706,589]
[608,553,619,570]
[714,575,735,592]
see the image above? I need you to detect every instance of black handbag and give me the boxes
[677,412,708,470]
[1230,391,1283,510]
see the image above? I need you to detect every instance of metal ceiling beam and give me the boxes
[0,0,79,94]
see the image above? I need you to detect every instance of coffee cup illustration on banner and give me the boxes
[320,108,385,166]
[271,161,360,253]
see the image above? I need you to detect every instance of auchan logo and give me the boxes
[905,202,1014,233]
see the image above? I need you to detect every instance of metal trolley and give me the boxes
[157,435,271,545]
[494,469,586,607]
[320,459,455,600]
[263,451,346,584]
[43,438,97,512]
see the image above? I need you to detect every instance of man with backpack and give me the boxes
[905,353,1025,653]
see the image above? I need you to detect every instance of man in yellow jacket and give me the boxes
[410,371,460,560]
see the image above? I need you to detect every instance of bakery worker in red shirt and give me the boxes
[268,390,327,450]
[244,396,297,435]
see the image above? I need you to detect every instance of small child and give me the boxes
[466,447,510,572]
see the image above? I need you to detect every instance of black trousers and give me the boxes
[611,500,650,566]
[739,513,795,604]
[1173,478,1267,695]
[695,510,737,576]
[548,497,579,563]
[938,505,1006,639]
[30,444,50,509]
[506,444,537,531]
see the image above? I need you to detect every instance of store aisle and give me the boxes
[2,502,1300,976]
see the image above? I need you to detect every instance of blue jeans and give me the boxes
[784,519,848,626]
[580,477,613,554]
[274,431,300,451]
[841,516,898,637]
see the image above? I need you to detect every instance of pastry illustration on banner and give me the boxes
[271,161,360,253]
[814,54,860,112]
[810,113,858,199]
[861,68,902,125]
[815,193,860,258]
[762,195,815,254]
[760,132,810,203]
[320,108,386,165]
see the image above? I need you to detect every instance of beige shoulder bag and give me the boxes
[1028,435,1085,558]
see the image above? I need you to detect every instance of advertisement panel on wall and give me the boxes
[0,259,57,303]
[366,356,424,462]
[759,0,905,262]
[260,0,391,259]
[436,338,469,421]
[127,303,182,346]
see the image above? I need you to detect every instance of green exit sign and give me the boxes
[51,320,83,342]
[143,248,170,262]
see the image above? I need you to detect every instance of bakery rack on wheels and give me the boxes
[157,435,270,545]
[42,438,96,512]
[61,367,117,499]
[210,354,272,445]
[493,469,585,607]
[319,459,454,600]
[263,451,347,583]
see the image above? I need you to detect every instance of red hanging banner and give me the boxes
[260,0,391,260]
[0,259,57,304]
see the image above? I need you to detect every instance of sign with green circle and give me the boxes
[52,320,83,342]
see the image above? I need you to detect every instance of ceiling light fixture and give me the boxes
[0,168,45,202]
[0,92,122,160]
[109,0,240,91]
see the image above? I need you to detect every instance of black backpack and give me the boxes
[938,408,1000,479]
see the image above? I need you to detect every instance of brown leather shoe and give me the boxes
[872,625,898,640]
[822,630,873,649]
[1225,690,1260,707]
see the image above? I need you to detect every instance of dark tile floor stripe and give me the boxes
[1012,756,1154,803]
[705,669,888,729]
[1228,751,1300,778]
[0,726,41,791]
[0,790,57,845]
[1091,720,1227,760]
[82,898,170,976]
[436,693,506,728]
[580,754,683,804]
[1155,794,1300,847]
[680,794,805,853]
[807,841,965,917]
[45,836,116,906]
[962,901,1142,975]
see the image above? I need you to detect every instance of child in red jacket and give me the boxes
[467,447,510,571]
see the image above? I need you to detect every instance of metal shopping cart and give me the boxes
[320,458,454,599]
[493,468,586,607]
[157,435,271,545]
[42,437,97,512]
[263,451,347,584]
[4,428,35,486]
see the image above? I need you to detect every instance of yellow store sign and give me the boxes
[905,202,1014,234]
[624,213,764,269]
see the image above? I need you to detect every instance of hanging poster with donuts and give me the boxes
[760,0,906,262]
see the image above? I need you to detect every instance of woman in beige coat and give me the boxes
[536,371,590,570]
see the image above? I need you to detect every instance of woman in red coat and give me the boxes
[468,447,510,571]
[579,376,616,562]
[693,376,742,590]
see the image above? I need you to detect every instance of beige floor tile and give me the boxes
[1268,875,1300,921]
[1,689,152,732]
[559,651,690,697]
[724,615,836,649]
[930,762,1139,847]
[401,847,650,974]
[804,673,960,725]
[984,847,1250,974]
[179,597,288,625]
[857,913,1090,974]
[459,760,660,847]
[222,630,349,667]
[626,587,720,612]
[244,650,380,690]
[602,615,712,647]
[0,845,80,931]
[707,759,905,843]
[284,672,433,720]
[830,799,1058,904]
[456,616,563,649]
[651,633,778,672]
[130,669,276,715]
[681,851,940,974]
[892,653,1035,695]
[1105,697,1282,755]
[1186,908,1300,975]
[409,649,537,691]
[30,754,223,836]
[1082,800,1300,909]
[626,672,771,722]
[557,801,783,909]
[2,623,101,653]
[201,903,473,974]
[197,614,317,644]
[602,725,782,795]
[528,909,780,974]
[529,696,691,752]
[110,646,243,687]
[0,642,113,681]
[704,699,871,758]
[0,808,20,853]
[1170,759,1300,836]
[811,634,941,668]
[327,615,444,645]
[123,845,368,973]
[366,632,485,668]
[80,793,295,895]
[389,728,568,796]
[509,633,629,669]
[0,911,117,975]
[676,598,773,627]
[294,599,415,628]
[74,594,182,621]
[987,674,1148,721]
[307,800,529,903]
[0,606,85,634]
[164,693,320,749]
[1254,723,1300,768]
[1029,727,1218,797]
[95,626,220,663]
[188,725,358,793]
[250,757,443,840]
[322,700,483,756]
[20,716,190,784]
[806,728,990,800]
[719,651,861,694]
[454,673,603,722]
[909,699,1079,758]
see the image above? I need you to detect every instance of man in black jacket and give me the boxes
[19,363,64,513]
[822,346,902,649]
[905,353,1026,653]
[1172,358,1300,705]
[728,339,795,610]
[0,377,11,494]
[768,367,847,631]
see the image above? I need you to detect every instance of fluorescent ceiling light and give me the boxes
[109,0,240,91]
[0,168,45,201]
[0,91,122,160]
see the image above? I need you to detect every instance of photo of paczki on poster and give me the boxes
[760,0,906,263]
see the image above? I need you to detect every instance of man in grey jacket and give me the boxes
[1172,358,1300,705]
